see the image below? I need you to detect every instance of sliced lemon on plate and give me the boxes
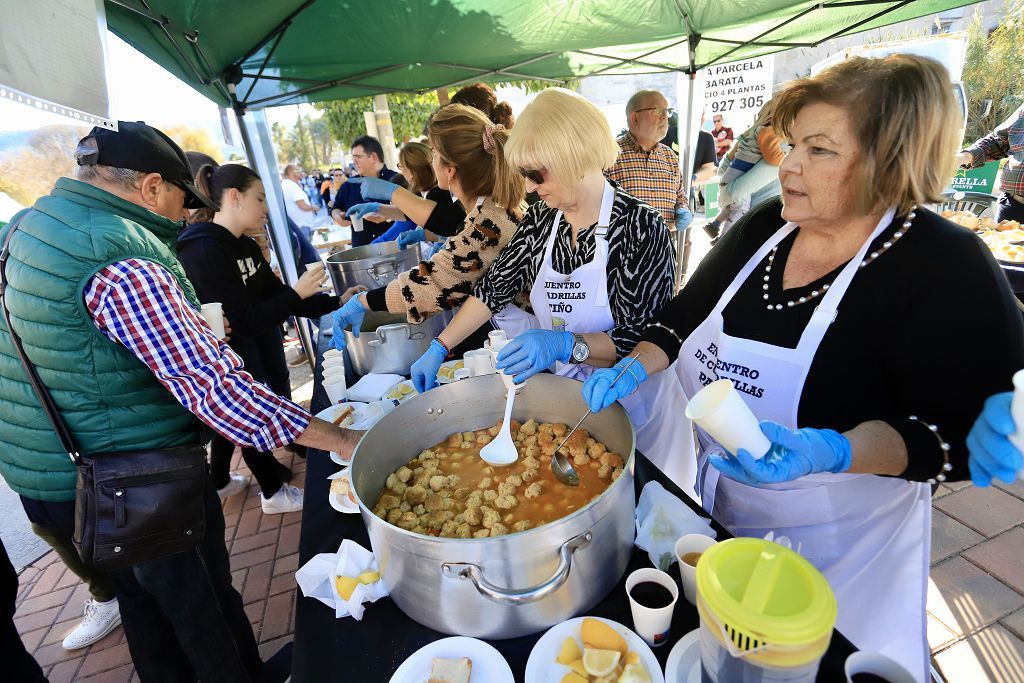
[555,636,582,664]
[618,661,652,683]
[583,647,621,677]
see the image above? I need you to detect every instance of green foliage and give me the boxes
[962,4,1024,145]
[316,91,439,146]
[272,112,335,170]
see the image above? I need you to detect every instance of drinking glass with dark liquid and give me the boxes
[628,581,675,609]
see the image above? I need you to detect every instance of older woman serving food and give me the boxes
[583,55,1024,681]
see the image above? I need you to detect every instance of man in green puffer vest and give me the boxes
[0,122,360,682]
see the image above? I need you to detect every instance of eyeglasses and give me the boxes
[518,167,546,185]
[635,107,675,118]
[713,118,723,123]
[351,152,369,160]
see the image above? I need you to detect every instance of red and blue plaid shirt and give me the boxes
[964,104,1024,197]
[84,259,310,450]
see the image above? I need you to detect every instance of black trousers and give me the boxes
[998,192,1024,222]
[211,328,293,497]
[1,540,46,682]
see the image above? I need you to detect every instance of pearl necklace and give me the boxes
[762,206,916,311]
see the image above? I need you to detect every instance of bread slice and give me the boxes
[427,656,472,683]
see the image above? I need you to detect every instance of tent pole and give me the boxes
[676,26,699,291]
[236,109,317,373]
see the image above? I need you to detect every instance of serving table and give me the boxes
[291,320,857,682]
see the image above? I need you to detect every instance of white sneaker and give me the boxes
[261,484,304,514]
[62,598,121,650]
[217,472,251,500]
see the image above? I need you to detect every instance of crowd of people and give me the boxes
[0,60,1022,683]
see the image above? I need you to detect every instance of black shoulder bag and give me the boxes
[0,213,208,571]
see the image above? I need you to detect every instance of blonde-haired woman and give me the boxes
[331,105,525,348]
[410,87,691,476]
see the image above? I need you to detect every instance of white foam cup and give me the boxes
[844,651,915,683]
[625,568,678,648]
[684,379,771,459]
[674,534,718,606]
[350,215,364,232]
[464,349,494,377]
[322,355,345,370]
[487,330,509,353]
[199,303,225,339]
[324,376,348,404]
[1009,369,1024,479]
[323,365,345,382]
[305,261,327,283]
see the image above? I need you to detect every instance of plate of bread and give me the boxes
[388,636,513,683]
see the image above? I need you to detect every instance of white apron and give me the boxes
[497,182,695,490]
[677,209,930,682]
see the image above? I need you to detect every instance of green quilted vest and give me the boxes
[0,177,203,502]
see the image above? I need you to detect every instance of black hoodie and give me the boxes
[177,221,339,341]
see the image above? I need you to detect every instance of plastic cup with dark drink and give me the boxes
[843,652,915,683]
[625,568,678,648]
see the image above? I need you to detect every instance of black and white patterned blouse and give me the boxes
[475,183,676,359]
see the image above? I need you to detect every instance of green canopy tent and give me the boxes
[100,0,980,358]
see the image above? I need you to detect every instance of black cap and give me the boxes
[75,121,218,211]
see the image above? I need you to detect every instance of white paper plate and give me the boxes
[525,616,664,683]
[314,402,367,464]
[389,636,514,683]
[327,468,359,514]
[664,628,701,683]
[436,359,466,385]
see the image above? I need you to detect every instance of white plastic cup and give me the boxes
[324,375,348,404]
[1009,369,1024,479]
[487,330,509,352]
[684,379,771,459]
[844,651,915,683]
[625,568,678,648]
[674,534,718,606]
[464,349,494,376]
[323,365,345,381]
[350,215,364,232]
[323,348,342,363]
[199,303,225,339]
[305,261,327,283]
[453,368,472,381]
[323,355,345,370]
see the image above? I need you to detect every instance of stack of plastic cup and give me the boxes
[685,379,771,459]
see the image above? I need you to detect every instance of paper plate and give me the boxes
[327,468,359,514]
[314,402,367,464]
[389,636,513,683]
[664,628,702,683]
[525,616,664,683]
[436,359,466,385]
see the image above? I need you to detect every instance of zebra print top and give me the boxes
[475,183,676,359]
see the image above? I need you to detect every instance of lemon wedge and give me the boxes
[559,673,587,683]
[625,651,639,665]
[355,571,380,585]
[334,576,358,600]
[581,618,628,657]
[583,647,621,677]
[555,636,582,664]
[618,661,651,683]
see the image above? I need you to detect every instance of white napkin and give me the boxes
[294,539,389,620]
[346,373,404,402]
[635,481,717,571]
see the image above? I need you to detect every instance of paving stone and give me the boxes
[55,582,92,624]
[934,623,1024,683]
[234,506,262,539]
[995,478,1024,501]
[232,528,279,555]
[19,625,47,653]
[269,573,296,597]
[55,566,82,591]
[32,639,81,667]
[933,485,953,499]
[242,560,274,605]
[46,657,84,683]
[244,601,262,629]
[14,604,61,634]
[927,614,958,653]
[929,556,1024,637]
[30,562,67,598]
[42,617,83,647]
[258,511,283,534]
[17,585,75,615]
[78,641,132,677]
[944,480,972,492]
[277,524,300,556]
[273,553,299,577]
[76,662,134,683]
[1002,608,1024,641]
[258,635,293,661]
[931,509,984,565]
[965,527,1024,594]
[281,510,303,526]
[933,486,1024,537]
[230,544,276,571]
[260,590,294,642]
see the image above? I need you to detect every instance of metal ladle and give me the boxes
[551,355,643,487]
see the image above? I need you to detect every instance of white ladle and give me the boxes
[479,350,522,466]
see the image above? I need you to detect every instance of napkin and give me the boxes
[346,373,404,402]
[635,481,717,571]
[295,539,390,620]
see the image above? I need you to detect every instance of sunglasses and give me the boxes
[518,167,546,185]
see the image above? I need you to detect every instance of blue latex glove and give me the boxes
[329,294,367,351]
[346,202,380,220]
[709,421,852,486]
[494,329,573,385]
[349,177,399,202]
[582,357,648,412]
[427,239,447,257]
[675,207,694,230]
[411,339,449,394]
[397,227,426,249]
[967,392,1022,487]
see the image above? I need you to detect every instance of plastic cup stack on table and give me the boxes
[685,379,771,459]
[624,567,678,648]
[199,302,225,339]
[674,533,718,606]
[1009,369,1024,480]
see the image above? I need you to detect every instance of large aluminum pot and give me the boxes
[350,373,636,639]
[326,241,419,293]
[344,310,453,376]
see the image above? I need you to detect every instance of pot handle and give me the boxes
[367,259,399,286]
[440,530,592,605]
[368,323,411,347]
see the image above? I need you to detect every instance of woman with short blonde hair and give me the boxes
[582,55,1024,681]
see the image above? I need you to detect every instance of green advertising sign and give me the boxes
[948,161,1000,195]
[704,179,721,221]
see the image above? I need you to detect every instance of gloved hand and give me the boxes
[427,239,447,257]
[709,421,852,486]
[346,202,380,221]
[329,294,367,351]
[397,228,426,249]
[967,392,1022,487]
[494,329,573,385]
[582,357,648,412]
[411,339,449,394]
[675,207,694,230]
[349,177,399,202]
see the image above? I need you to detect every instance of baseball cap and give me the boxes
[75,121,218,211]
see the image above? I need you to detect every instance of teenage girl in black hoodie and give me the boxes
[178,163,351,514]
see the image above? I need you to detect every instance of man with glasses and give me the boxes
[607,89,694,281]
[330,135,406,246]
[712,113,734,163]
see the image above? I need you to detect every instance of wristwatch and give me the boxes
[569,333,590,364]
